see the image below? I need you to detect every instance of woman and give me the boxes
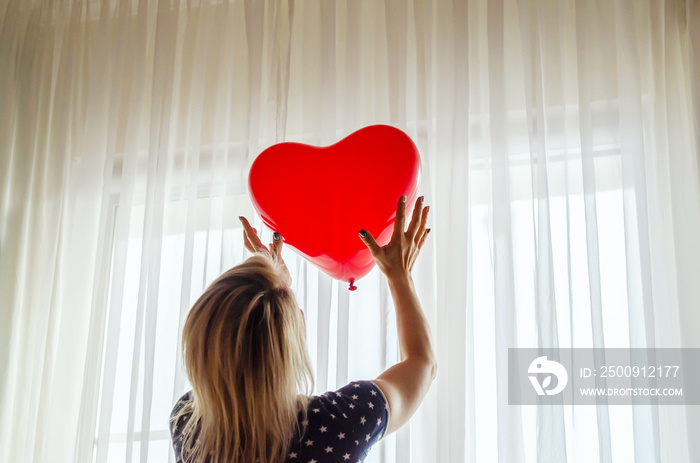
[170,195,436,462]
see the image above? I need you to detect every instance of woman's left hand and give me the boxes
[239,216,292,285]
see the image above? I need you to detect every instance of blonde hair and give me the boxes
[172,254,314,463]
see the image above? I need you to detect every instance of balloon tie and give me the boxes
[348,279,357,291]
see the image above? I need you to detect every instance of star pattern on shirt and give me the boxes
[286,382,387,462]
[171,381,387,463]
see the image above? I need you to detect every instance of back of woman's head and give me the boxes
[175,254,313,463]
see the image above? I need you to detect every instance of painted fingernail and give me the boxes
[273,232,281,241]
[401,195,407,203]
[426,228,431,234]
[419,195,424,202]
[359,229,367,238]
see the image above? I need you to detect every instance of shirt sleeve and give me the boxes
[299,380,389,461]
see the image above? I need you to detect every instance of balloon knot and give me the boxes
[348,279,357,291]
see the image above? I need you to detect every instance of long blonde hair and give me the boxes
[172,254,314,462]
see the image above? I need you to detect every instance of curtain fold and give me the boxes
[1,0,699,462]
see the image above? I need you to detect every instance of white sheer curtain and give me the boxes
[2,0,699,462]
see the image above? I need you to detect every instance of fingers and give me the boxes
[358,229,382,256]
[414,204,429,242]
[243,229,256,253]
[270,232,283,260]
[239,216,256,236]
[239,216,267,253]
[241,220,257,253]
[409,227,431,271]
[417,227,430,250]
[406,196,425,237]
[393,195,407,236]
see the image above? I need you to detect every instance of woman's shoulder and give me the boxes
[310,380,388,410]
[310,380,389,428]
[288,380,388,460]
[170,391,194,436]
[171,391,193,415]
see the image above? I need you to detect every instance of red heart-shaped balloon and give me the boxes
[248,125,421,289]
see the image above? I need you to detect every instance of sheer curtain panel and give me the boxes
[1,0,699,462]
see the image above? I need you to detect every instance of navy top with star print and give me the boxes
[170,380,389,463]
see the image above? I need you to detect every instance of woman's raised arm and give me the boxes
[358,195,436,436]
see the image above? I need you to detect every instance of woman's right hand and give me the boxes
[358,195,430,280]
